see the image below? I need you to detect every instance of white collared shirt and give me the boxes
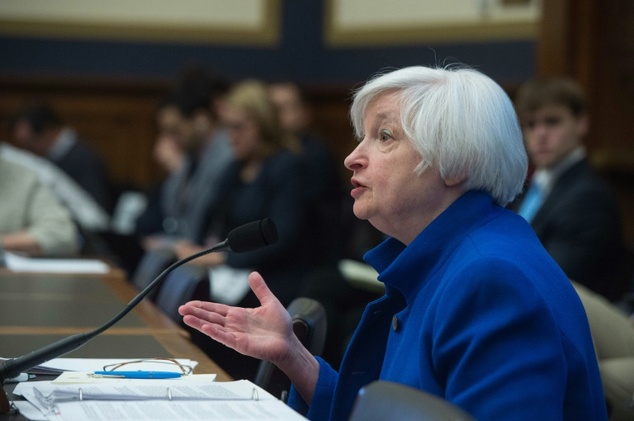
[48,127,77,161]
[531,147,586,200]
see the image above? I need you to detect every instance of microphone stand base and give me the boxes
[0,381,20,415]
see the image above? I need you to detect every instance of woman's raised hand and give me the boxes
[178,271,294,363]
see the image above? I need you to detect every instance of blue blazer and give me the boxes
[290,191,606,421]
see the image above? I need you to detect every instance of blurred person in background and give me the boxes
[128,67,233,280]
[173,79,311,381]
[509,77,628,302]
[11,103,116,214]
[130,126,186,239]
[270,81,376,368]
[269,82,343,266]
[134,67,233,250]
[0,156,79,257]
[0,141,110,233]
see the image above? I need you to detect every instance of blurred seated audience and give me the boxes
[269,81,343,265]
[11,103,116,214]
[153,125,186,174]
[130,131,185,239]
[509,77,629,302]
[172,79,311,380]
[0,157,79,256]
[123,67,234,279]
[268,82,389,367]
[134,67,233,249]
[175,79,310,308]
[292,194,386,369]
[0,141,110,233]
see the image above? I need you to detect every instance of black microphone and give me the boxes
[0,219,277,392]
[225,218,278,253]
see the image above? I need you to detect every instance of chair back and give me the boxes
[154,265,210,322]
[349,381,475,421]
[254,297,327,401]
[572,280,634,420]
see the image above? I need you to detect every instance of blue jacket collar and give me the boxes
[364,191,499,300]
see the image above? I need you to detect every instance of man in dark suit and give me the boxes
[509,77,628,301]
[11,103,115,214]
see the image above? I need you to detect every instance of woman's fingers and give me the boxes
[179,300,230,317]
[182,314,239,349]
[248,271,278,306]
[181,314,208,332]
[177,273,288,360]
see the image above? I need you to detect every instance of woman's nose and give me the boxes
[344,142,365,170]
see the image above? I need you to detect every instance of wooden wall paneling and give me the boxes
[0,78,168,191]
[536,0,572,76]
[593,0,634,248]
[0,78,357,193]
[536,0,599,86]
[58,96,161,190]
[307,86,356,186]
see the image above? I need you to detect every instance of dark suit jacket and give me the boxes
[54,139,115,214]
[200,150,311,308]
[509,159,626,301]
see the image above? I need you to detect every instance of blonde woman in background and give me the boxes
[174,80,312,381]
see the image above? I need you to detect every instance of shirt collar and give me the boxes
[48,127,76,161]
[532,146,585,196]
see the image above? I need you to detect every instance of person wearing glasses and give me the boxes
[174,80,312,382]
[179,66,607,420]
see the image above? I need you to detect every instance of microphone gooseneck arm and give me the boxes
[0,240,229,383]
[0,218,277,385]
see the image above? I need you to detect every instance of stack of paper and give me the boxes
[13,378,307,421]
[8,357,307,420]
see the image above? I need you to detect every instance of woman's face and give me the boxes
[344,91,459,244]
[222,105,261,161]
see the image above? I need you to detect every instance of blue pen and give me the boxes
[93,371,182,379]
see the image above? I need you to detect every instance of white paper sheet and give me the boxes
[3,252,110,274]
[12,400,48,421]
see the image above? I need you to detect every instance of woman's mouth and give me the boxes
[350,178,366,197]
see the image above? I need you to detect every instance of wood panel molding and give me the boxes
[0,77,357,192]
[0,76,169,190]
[0,0,281,46]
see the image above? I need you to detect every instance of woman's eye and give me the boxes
[379,129,392,141]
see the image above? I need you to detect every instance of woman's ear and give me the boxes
[443,173,467,187]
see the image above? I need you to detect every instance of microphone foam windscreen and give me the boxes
[227,218,278,252]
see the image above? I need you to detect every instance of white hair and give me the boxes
[350,65,527,206]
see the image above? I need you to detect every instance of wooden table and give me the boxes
[0,267,231,419]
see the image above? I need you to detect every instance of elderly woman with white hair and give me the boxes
[179,66,606,420]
